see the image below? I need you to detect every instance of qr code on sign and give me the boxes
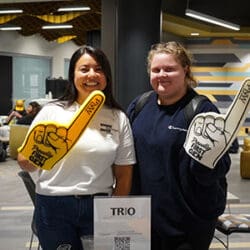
[114,236,130,250]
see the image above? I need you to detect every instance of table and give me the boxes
[227,192,240,204]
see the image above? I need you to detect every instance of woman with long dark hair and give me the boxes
[18,45,136,250]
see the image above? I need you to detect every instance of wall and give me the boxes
[186,38,250,138]
[0,31,78,78]
[0,31,79,113]
[0,55,12,114]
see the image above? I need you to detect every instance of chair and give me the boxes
[9,124,29,159]
[240,137,250,179]
[18,171,40,250]
[215,213,250,249]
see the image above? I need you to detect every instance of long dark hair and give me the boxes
[29,101,42,116]
[59,45,123,111]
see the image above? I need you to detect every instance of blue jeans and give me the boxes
[35,194,94,250]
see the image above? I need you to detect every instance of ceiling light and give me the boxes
[0,9,23,14]
[0,26,22,31]
[42,24,73,29]
[57,6,90,12]
[185,8,240,31]
[191,32,200,36]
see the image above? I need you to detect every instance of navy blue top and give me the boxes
[127,89,231,237]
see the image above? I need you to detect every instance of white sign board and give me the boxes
[94,196,151,250]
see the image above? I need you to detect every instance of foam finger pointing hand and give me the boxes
[18,90,105,170]
[184,78,250,168]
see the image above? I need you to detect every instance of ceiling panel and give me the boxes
[0,0,101,45]
[0,0,68,2]
[0,0,249,45]
[162,0,250,38]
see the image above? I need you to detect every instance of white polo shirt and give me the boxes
[29,102,136,196]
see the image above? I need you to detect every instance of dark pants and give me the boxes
[151,225,215,250]
[35,194,95,250]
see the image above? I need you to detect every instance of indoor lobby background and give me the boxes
[0,1,249,139]
[0,1,250,249]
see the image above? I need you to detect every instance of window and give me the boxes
[13,56,51,104]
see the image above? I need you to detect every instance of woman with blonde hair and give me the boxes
[127,41,231,250]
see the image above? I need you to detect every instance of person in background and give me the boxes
[16,101,41,125]
[4,99,26,125]
[127,41,231,250]
[17,45,136,250]
[0,101,41,156]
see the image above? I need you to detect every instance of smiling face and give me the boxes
[150,53,188,105]
[74,53,107,104]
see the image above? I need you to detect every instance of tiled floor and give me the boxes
[210,150,250,250]
[0,157,36,250]
[0,150,249,249]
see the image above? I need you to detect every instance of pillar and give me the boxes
[102,0,162,108]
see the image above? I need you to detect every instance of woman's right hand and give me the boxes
[17,153,37,172]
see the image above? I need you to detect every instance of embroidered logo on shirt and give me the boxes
[100,123,112,133]
[100,123,118,134]
[168,125,187,132]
